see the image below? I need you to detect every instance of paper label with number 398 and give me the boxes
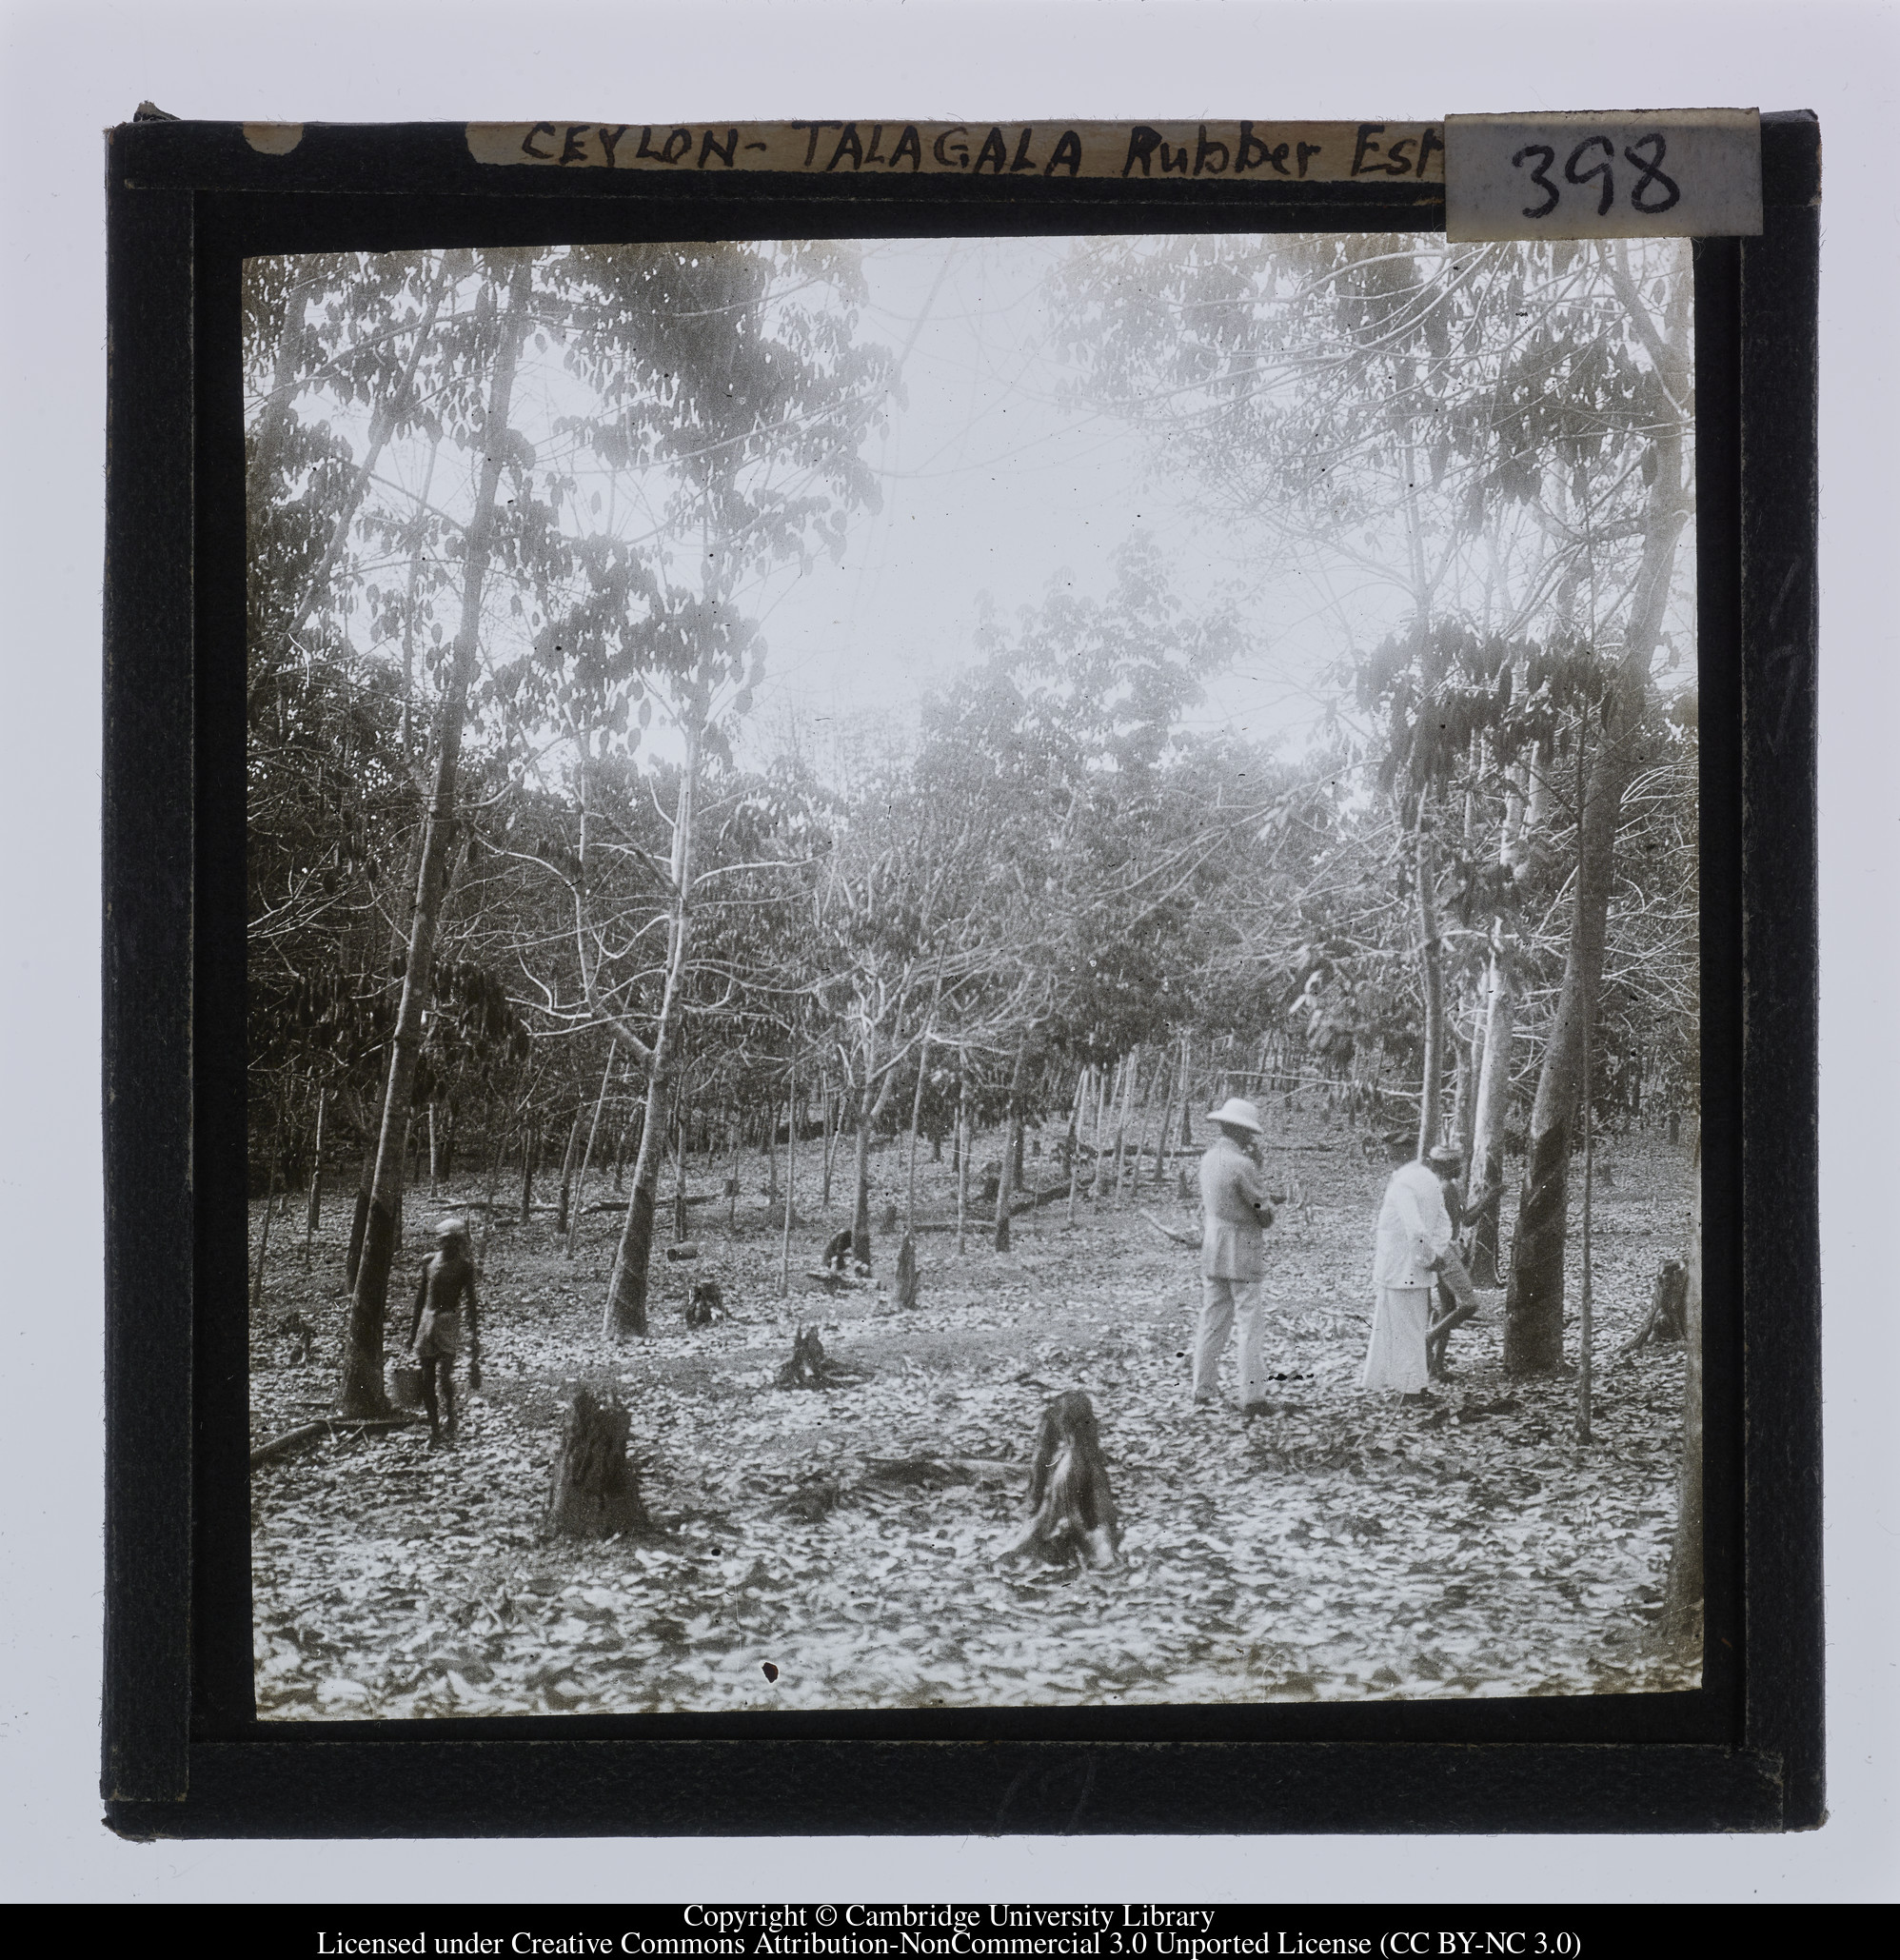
[1445,109,1761,240]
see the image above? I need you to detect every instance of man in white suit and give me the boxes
[1361,1132,1453,1398]
[1194,1097,1276,1410]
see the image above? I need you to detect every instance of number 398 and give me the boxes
[1513,132,1682,220]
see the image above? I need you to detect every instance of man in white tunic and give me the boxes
[1362,1133,1453,1397]
[1194,1097,1276,1410]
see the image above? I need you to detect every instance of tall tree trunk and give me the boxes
[1415,800,1445,1156]
[851,1087,874,1268]
[1178,1030,1195,1148]
[1469,752,1532,1285]
[604,715,704,1341]
[1468,936,1517,1285]
[993,1037,1027,1253]
[1662,1125,1704,1649]
[1504,251,1689,1374]
[337,254,531,1417]
[302,1084,327,1270]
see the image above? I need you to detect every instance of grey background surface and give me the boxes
[3,0,1890,1905]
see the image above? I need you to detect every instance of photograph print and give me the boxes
[245,227,1703,1719]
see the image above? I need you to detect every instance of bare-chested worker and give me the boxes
[406,1216,482,1448]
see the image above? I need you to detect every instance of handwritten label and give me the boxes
[1444,109,1760,240]
[465,120,1446,184]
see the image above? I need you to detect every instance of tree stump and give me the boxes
[544,1389,649,1539]
[776,1325,866,1390]
[895,1232,920,1312]
[1623,1257,1689,1352]
[1001,1390,1119,1569]
[778,1325,831,1389]
[684,1278,724,1327]
[387,1361,426,1410]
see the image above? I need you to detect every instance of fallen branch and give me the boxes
[249,1415,419,1471]
[1138,1208,1199,1249]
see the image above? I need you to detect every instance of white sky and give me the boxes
[734,234,1366,767]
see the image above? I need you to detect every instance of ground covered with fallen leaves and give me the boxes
[250,1110,1701,1717]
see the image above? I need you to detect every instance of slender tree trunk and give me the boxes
[956,1075,969,1257]
[1178,1030,1195,1148]
[477,1127,505,1274]
[906,1037,930,1233]
[604,711,704,1341]
[821,1079,836,1213]
[993,1036,1027,1253]
[427,1102,440,1189]
[1090,1061,1114,1199]
[1067,1066,1086,1225]
[780,1065,797,1297]
[565,1056,615,1257]
[337,255,532,1418]
[673,1092,692,1242]
[1111,1045,1139,1204]
[251,1139,282,1318]
[520,1124,540,1225]
[1662,1125,1704,1650]
[851,1088,874,1268]
[302,1084,327,1270]
[1415,800,1445,1156]
[555,1110,582,1237]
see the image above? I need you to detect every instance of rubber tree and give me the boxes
[1503,247,1693,1373]
[337,254,535,1416]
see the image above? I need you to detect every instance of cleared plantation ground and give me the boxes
[249,1111,1700,1715]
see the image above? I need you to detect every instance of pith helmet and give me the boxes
[1204,1097,1264,1135]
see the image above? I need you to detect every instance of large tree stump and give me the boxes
[544,1389,649,1538]
[1001,1390,1119,1569]
[684,1278,724,1327]
[895,1232,920,1312]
